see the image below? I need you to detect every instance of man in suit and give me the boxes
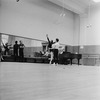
[13,41,19,61]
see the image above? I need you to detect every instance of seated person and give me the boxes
[39,51,45,56]
[59,46,65,54]
[43,50,50,57]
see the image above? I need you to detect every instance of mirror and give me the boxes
[0,33,44,58]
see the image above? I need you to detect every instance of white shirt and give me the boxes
[52,42,60,49]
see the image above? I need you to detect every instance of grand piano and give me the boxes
[59,52,82,65]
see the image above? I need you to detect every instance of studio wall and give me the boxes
[80,3,100,45]
[0,0,79,45]
[79,3,100,55]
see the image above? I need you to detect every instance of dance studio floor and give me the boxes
[0,62,100,100]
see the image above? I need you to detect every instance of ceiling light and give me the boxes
[92,0,100,2]
[60,0,66,17]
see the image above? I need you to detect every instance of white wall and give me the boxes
[73,14,80,46]
[80,3,100,45]
[0,0,77,45]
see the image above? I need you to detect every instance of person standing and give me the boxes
[52,38,60,65]
[46,34,54,64]
[0,46,4,61]
[0,46,1,62]
[19,40,25,62]
[13,41,19,62]
[2,42,11,55]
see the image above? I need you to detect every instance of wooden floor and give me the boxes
[0,62,100,100]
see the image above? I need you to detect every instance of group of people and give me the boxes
[46,34,64,65]
[13,40,25,61]
[1,35,63,64]
[0,40,25,62]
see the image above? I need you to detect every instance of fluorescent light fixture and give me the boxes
[93,0,100,2]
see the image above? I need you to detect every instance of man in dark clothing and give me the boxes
[13,41,19,61]
[19,40,25,62]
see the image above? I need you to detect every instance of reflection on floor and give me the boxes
[0,62,100,100]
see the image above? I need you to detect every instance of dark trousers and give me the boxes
[53,49,59,64]
[4,49,9,55]
[19,50,24,62]
[14,51,18,62]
